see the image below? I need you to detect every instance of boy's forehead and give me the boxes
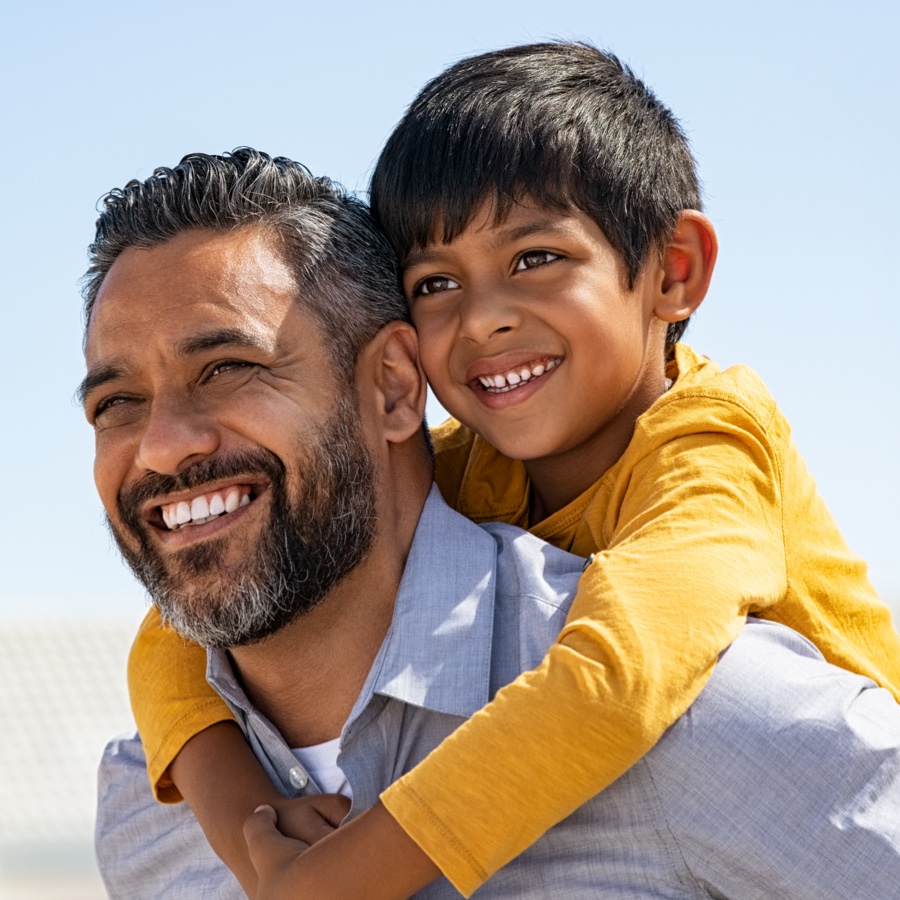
[403,198,600,267]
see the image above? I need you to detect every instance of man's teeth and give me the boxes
[477,358,559,392]
[160,488,251,531]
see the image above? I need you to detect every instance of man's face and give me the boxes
[83,228,376,646]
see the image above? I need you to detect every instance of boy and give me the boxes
[127,42,900,898]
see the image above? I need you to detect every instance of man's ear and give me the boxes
[653,210,718,323]
[356,322,427,444]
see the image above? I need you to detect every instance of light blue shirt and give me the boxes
[96,487,900,898]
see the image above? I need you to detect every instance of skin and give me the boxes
[84,226,440,898]
[403,200,717,521]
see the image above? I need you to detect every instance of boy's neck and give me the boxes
[524,378,666,525]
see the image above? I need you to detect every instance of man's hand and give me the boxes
[244,800,442,900]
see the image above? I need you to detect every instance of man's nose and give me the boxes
[134,394,220,475]
[458,284,522,343]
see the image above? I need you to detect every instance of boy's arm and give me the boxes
[169,722,351,896]
[129,610,351,896]
[378,413,790,896]
[128,606,238,801]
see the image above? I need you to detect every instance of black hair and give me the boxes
[370,42,701,355]
[84,148,409,372]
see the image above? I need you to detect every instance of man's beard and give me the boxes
[110,392,377,648]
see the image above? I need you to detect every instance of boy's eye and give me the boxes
[414,275,460,297]
[515,250,561,271]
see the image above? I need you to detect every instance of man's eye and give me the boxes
[414,275,460,297]
[515,250,561,271]
[209,360,252,377]
[92,395,133,422]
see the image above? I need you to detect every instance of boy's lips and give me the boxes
[467,355,562,394]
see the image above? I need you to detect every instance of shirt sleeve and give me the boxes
[649,618,900,900]
[381,394,789,896]
[128,606,237,802]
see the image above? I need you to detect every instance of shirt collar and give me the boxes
[348,484,498,722]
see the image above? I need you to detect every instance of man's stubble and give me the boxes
[111,389,378,648]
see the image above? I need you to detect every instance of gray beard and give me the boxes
[111,391,377,648]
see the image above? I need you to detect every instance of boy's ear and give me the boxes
[355,321,427,444]
[653,210,718,323]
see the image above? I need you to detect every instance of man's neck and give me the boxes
[226,489,425,749]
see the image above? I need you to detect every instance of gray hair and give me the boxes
[83,148,410,373]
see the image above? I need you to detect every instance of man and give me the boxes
[90,149,900,899]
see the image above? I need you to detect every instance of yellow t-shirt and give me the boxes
[128,343,900,894]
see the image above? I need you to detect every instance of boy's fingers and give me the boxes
[244,805,310,873]
[313,793,352,828]
[275,793,351,843]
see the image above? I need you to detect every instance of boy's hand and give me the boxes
[244,800,442,900]
[244,805,310,899]
[269,793,350,845]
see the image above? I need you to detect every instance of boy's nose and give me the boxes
[135,393,220,476]
[458,288,522,342]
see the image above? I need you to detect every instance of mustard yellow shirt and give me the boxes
[128,344,900,893]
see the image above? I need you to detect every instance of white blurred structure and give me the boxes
[0,618,139,899]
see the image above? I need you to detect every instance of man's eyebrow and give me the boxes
[77,329,273,407]
[76,363,128,407]
[175,327,274,358]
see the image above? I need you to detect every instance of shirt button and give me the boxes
[288,766,308,790]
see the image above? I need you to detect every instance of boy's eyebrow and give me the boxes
[403,218,576,269]
[77,328,273,407]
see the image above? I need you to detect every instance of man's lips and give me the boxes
[467,355,562,393]
[145,482,262,531]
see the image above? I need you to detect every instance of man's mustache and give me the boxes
[118,449,284,530]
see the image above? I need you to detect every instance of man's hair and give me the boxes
[370,42,702,355]
[84,148,409,372]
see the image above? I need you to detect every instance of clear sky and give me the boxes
[2,0,898,626]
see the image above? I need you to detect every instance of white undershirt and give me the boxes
[291,737,352,799]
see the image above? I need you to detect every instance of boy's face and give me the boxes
[402,199,670,473]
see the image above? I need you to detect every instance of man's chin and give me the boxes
[154,587,277,649]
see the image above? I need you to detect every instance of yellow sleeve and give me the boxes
[128,606,237,803]
[382,398,788,896]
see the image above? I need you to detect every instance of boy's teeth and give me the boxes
[160,488,251,531]
[477,358,559,392]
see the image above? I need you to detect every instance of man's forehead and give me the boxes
[86,229,298,359]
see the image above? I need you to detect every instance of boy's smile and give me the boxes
[403,199,673,514]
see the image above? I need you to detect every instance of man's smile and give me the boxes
[159,484,254,530]
[137,479,269,536]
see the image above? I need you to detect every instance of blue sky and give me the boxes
[2,0,898,625]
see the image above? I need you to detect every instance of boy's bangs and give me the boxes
[373,123,593,262]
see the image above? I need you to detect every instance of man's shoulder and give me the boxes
[640,618,900,898]
[481,520,583,613]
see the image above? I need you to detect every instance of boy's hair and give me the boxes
[370,42,701,355]
[84,147,409,373]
